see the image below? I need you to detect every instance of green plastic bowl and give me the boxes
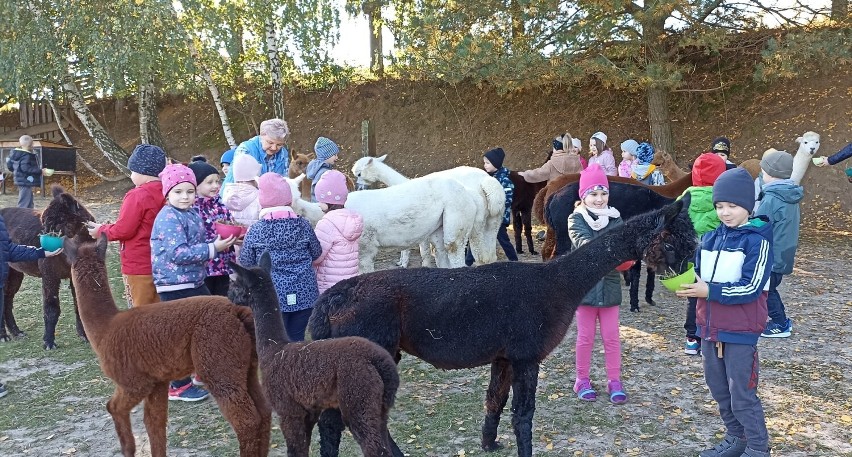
[39,234,64,251]
[660,262,695,292]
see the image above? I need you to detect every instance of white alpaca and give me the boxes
[353,155,505,267]
[285,175,324,226]
[790,131,821,184]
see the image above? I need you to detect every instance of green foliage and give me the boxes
[755,26,852,81]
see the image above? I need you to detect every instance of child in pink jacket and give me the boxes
[312,170,363,294]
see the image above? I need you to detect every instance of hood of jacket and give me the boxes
[761,180,804,204]
[549,151,583,174]
[306,160,331,180]
[324,209,363,242]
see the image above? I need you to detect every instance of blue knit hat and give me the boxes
[220,148,235,165]
[713,168,755,214]
[620,139,639,156]
[314,137,340,161]
[634,142,655,165]
[127,144,166,177]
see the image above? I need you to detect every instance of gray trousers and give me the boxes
[17,186,34,209]
[702,339,769,452]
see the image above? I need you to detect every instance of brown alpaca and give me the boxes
[651,148,690,182]
[65,235,271,457]
[288,150,314,201]
[229,254,402,457]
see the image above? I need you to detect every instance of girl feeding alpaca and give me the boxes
[568,163,628,404]
[588,132,617,176]
[312,170,363,294]
[239,172,321,341]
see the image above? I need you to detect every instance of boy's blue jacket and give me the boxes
[696,216,773,345]
[755,180,803,275]
[1,214,45,283]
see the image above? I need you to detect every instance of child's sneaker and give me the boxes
[607,380,628,404]
[191,374,206,386]
[761,318,792,338]
[0,382,7,399]
[168,383,209,402]
[741,447,771,457]
[573,378,597,402]
[685,338,701,355]
[699,434,747,457]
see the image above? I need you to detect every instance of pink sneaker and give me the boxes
[574,378,597,402]
[607,380,628,404]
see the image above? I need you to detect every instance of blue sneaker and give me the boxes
[761,318,792,338]
[168,383,209,402]
[685,338,701,355]
[0,382,7,399]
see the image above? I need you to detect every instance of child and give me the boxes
[568,163,627,404]
[306,136,340,202]
[518,134,582,183]
[222,153,262,226]
[587,132,617,176]
[755,150,802,338]
[6,135,43,209]
[239,172,321,341]
[468,148,518,264]
[312,170,363,294]
[618,139,638,178]
[676,167,772,457]
[219,147,235,176]
[630,142,666,185]
[571,138,588,169]
[0,213,63,398]
[188,156,237,297]
[88,144,166,307]
[711,137,737,170]
[679,153,727,355]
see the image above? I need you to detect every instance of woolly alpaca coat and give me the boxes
[313,209,363,294]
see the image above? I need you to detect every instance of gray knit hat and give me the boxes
[127,144,167,177]
[314,137,340,161]
[760,150,793,179]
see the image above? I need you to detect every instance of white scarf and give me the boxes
[574,204,620,231]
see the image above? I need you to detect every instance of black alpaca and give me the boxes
[509,171,545,255]
[1,185,94,348]
[309,196,696,457]
[540,173,692,311]
[229,254,404,457]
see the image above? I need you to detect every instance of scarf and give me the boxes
[631,163,656,180]
[574,204,620,231]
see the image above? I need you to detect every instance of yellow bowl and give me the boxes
[811,157,823,166]
[660,263,695,292]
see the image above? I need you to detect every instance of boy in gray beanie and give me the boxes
[677,167,773,457]
[306,137,341,202]
[755,150,802,339]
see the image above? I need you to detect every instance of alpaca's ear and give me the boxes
[96,233,108,260]
[259,251,272,273]
[376,154,387,162]
[660,195,687,228]
[229,261,248,278]
[796,136,803,144]
[290,148,297,160]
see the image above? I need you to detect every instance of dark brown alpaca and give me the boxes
[65,235,271,457]
[228,254,402,457]
[508,171,546,255]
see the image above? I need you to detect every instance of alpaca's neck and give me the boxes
[71,261,119,344]
[790,152,810,184]
[375,163,409,186]
[249,283,292,355]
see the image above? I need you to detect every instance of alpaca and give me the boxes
[286,175,325,225]
[791,131,821,184]
[351,155,504,266]
[229,253,402,457]
[287,150,314,201]
[509,171,546,255]
[0,185,94,348]
[309,196,697,457]
[64,234,271,457]
[651,148,690,182]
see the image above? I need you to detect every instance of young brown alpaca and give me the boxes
[228,254,402,457]
[65,235,271,457]
[287,150,314,201]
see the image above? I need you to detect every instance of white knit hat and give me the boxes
[571,138,582,150]
[591,131,608,144]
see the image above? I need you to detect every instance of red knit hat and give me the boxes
[578,163,609,199]
[258,172,293,208]
[691,153,726,187]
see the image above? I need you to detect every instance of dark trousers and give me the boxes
[465,223,518,266]
[766,272,787,325]
[283,308,314,342]
[158,284,211,389]
[17,186,34,209]
[204,275,230,297]
[684,296,698,339]
[702,340,769,452]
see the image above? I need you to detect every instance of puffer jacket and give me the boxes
[755,180,803,275]
[567,210,623,307]
[1,214,45,281]
[519,151,582,183]
[97,180,164,275]
[6,148,42,187]
[151,205,214,291]
[588,149,617,176]
[679,186,720,237]
[222,182,261,226]
[313,208,363,294]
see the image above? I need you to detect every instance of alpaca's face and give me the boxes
[797,132,821,156]
[642,198,697,275]
[42,192,95,240]
[288,152,312,179]
[351,155,386,186]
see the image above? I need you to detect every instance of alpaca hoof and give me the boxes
[529,249,539,255]
[482,441,504,452]
[0,335,11,343]
[43,341,58,350]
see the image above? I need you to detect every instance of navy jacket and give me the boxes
[6,148,42,187]
[1,214,46,285]
[827,142,852,166]
[755,180,803,274]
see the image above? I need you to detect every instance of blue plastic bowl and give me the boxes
[39,234,64,251]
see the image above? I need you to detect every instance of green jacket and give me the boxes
[567,211,623,308]
[679,186,720,237]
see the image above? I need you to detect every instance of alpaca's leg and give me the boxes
[359,243,379,273]
[513,211,524,254]
[339,397,392,457]
[40,272,62,349]
[396,250,410,268]
[509,361,540,457]
[540,228,556,261]
[247,365,272,457]
[107,387,147,457]
[523,210,538,255]
[645,267,657,306]
[418,241,433,267]
[2,269,26,339]
[481,360,512,451]
[207,381,269,457]
[68,280,88,342]
[628,262,641,312]
[143,383,169,457]
[318,409,346,457]
[280,413,311,457]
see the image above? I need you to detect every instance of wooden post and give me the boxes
[361,119,376,158]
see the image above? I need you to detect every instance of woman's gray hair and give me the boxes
[259,119,290,142]
[19,135,34,148]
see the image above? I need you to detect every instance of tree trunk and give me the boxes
[138,76,166,148]
[61,77,130,175]
[647,87,676,161]
[832,0,849,21]
[265,19,286,120]
[363,2,384,77]
[187,40,237,148]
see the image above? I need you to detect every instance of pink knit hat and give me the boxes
[315,170,349,205]
[159,163,197,196]
[257,172,292,208]
[578,163,609,199]
[232,153,261,182]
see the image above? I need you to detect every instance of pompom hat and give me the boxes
[634,142,655,165]
[127,144,167,177]
[159,164,197,196]
[257,172,292,208]
[578,163,609,199]
[315,170,350,205]
[232,153,262,182]
[691,153,726,187]
[314,137,341,161]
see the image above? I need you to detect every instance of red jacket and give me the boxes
[97,180,164,275]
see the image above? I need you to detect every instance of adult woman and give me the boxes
[220,118,291,192]
[518,133,583,183]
